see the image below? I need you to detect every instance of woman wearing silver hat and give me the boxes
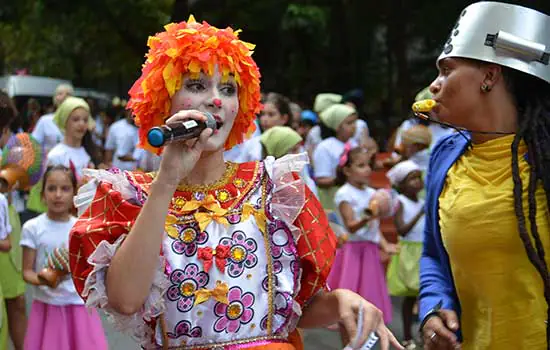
[418,2,550,349]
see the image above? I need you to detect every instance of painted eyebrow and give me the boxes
[190,71,236,77]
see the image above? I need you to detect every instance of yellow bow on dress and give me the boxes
[180,194,221,212]
[194,210,229,232]
[181,194,229,232]
[194,281,229,306]
[241,203,267,234]
[164,214,180,240]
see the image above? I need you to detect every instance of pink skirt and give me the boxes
[327,241,393,324]
[25,300,108,350]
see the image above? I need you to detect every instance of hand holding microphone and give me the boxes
[153,110,218,188]
[147,111,221,147]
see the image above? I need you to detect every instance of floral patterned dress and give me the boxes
[69,153,337,349]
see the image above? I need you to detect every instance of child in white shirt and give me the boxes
[21,165,107,349]
[386,160,426,348]
[49,97,96,179]
[327,147,397,325]
[313,104,358,210]
[104,113,139,171]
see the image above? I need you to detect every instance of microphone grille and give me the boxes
[203,112,217,130]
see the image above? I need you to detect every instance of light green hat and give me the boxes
[319,103,356,131]
[260,126,302,159]
[414,86,433,102]
[313,93,342,113]
[53,96,90,133]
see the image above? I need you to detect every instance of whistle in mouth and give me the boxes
[412,99,436,113]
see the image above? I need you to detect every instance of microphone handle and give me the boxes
[147,112,218,147]
[163,120,205,144]
[149,120,206,148]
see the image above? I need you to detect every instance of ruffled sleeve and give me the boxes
[265,153,337,306]
[69,169,169,343]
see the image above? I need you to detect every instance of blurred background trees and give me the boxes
[1,0,549,140]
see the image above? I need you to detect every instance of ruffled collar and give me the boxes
[125,161,263,213]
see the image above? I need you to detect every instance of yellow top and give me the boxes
[439,135,550,349]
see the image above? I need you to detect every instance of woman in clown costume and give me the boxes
[69,16,402,350]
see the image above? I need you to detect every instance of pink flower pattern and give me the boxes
[219,231,258,278]
[167,320,202,339]
[268,220,296,258]
[213,287,255,333]
[262,261,283,292]
[260,292,293,332]
[171,223,208,257]
[166,263,209,313]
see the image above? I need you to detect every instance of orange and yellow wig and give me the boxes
[127,15,262,154]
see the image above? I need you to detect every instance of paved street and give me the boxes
[97,297,416,349]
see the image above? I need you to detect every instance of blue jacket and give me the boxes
[419,132,470,340]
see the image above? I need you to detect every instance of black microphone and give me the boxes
[147,112,222,147]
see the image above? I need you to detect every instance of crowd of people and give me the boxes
[0,1,549,350]
[0,19,434,350]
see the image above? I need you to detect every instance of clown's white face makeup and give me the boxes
[170,66,239,152]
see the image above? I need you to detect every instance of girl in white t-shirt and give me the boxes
[234,92,293,162]
[327,147,397,325]
[49,97,97,180]
[28,97,96,214]
[312,103,358,210]
[21,165,107,350]
[385,160,425,348]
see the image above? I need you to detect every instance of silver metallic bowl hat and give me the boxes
[439,2,550,83]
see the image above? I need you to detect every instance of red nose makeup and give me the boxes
[213,98,222,108]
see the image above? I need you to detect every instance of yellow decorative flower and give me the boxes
[216,189,231,203]
[172,197,187,210]
[180,281,196,297]
[181,228,197,243]
[227,304,242,319]
[233,178,246,188]
[231,246,246,262]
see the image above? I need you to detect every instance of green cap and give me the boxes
[260,126,303,159]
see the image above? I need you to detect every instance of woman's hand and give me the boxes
[334,289,403,350]
[156,110,213,187]
[422,310,461,349]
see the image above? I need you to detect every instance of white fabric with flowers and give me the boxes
[75,154,316,349]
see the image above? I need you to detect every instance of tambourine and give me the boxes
[365,189,400,218]
[38,247,70,288]
[0,133,45,191]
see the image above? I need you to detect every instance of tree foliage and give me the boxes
[2,0,550,141]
